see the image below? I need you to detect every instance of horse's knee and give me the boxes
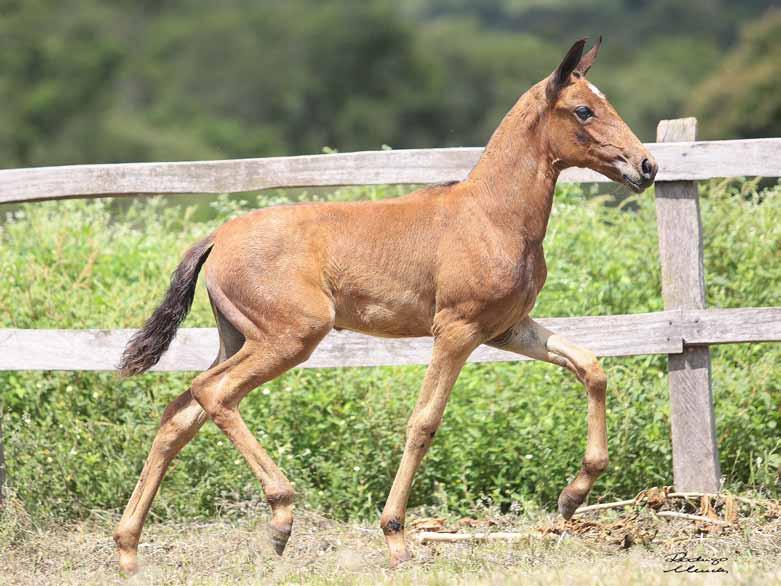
[414,417,440,439]
[409,406,440,435]
[406,410,441,450]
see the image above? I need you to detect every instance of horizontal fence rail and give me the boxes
[1,137,780,204]
[1,308,778,372]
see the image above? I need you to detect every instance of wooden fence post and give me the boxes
[655,117,721,492]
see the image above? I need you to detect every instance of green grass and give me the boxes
[0,180,779,524]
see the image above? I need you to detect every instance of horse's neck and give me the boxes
[466,89,558,243]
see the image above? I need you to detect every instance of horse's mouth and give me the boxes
[622,174,647,193]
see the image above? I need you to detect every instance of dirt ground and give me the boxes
[2,490,780,585]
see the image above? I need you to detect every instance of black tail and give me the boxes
[118,235,214,377]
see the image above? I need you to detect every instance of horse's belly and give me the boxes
[333,293,433,338]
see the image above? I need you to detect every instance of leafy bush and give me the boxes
[0,180,779,524]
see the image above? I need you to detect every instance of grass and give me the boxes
[1,489,780,585]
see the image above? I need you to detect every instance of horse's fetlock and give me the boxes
[583,453,609,475]
[584,362,607,391]
[380,515,404,535]
[266,484,295,508]
[113,526,138,550]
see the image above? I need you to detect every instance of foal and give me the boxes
[114,38,657,572]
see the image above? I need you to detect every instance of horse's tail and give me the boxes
[118,234,215,377]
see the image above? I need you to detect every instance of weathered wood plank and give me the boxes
[682,307,781,345]
[655,122,707,312]
[0,307,778,372]
[0,312,682,372]
[649,137,781,181]
[1,138,780,204]
[655,118,720,493]
[0,149,481,204]
[667,350,720,491]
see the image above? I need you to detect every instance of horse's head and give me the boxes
[545,38,657,193]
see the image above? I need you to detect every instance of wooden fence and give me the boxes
[1,117,780,495]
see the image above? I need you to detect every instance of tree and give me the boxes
[0,0,123,167]
[689,9,781,139]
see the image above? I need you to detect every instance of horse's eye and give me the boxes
[575,106,594,121]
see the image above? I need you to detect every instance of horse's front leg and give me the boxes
[488,317,608,518]
[380,321,480,567]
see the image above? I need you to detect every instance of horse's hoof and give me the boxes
[268,524,292,556]
[114,530,140,576]
[389,550,413,569]
[117,550,139,576]
[557,489,582,520]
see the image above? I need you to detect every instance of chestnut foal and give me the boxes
[114,38,657,573]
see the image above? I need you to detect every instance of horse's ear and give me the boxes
[576,35,602,76]
[546,38,587,103]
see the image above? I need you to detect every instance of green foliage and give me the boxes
[0,0,778,167]
[1,181,779,524]
[0,0,123,165]
[690,9,781,139]
[605,36,720,142]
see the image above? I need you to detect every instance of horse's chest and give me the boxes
[473,246,547,333]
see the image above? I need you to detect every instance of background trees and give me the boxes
[689,10,781,139]
[0,0,777,167]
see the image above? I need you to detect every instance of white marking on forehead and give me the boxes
[587,82,606,100]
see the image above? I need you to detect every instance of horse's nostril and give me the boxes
[641,158,654,178]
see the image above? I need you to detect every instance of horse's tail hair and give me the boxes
[118,234,214,377]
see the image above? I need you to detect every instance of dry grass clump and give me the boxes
[1,488,779,585]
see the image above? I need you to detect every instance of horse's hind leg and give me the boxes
[113,300,244,574]
[189,293,334,557]
[113,390,206,574]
